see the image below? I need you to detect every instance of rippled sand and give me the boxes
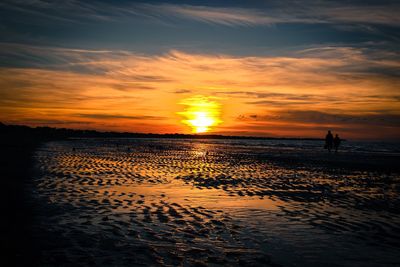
[32,139,400,266]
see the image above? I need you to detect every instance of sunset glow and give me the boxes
[0,1,399,140]
[178,96,222,133]
[2,2,399,266]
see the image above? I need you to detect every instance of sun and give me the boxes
[178,96,222,133]
[188,111,215,133]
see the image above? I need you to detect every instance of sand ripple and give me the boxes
[32,139,400,266]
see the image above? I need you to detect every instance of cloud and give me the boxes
[14,43,396,83]
[75,114,165,120]
[141,4,301,26]
[218,91,342,102]
[239,110,400,127]
[0,44,399,138]
[318,4,400,26]
[9,119,93,126]
[229,91,400,108]
[174,89,192,94]
[127,2,400,27]
[1,1,399,27]
[0,0,117,24]
[155,1,400,27]
[129,75,173,82]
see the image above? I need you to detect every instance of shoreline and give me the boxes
[0,122,344,141]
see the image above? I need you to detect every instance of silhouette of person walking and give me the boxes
[333,134,341,153]
[325,130,334,152]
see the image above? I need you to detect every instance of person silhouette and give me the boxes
[325,130,334,152]
[333,134,341,153]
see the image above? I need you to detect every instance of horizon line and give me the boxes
[0,121,373,142]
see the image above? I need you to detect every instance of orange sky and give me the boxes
[1,1,400,140]
[0,47,399,140]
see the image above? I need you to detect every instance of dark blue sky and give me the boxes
[1,0,399,56]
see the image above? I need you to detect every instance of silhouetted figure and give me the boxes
[333,134,341,153]
[325,130,334,152]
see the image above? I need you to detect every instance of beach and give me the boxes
[2,0,399,265]
[19,138,399,266]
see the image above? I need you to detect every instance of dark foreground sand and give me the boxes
[7,138,400,266]
[1,138,40,266]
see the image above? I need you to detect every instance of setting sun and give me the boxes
[178,96,222,133]
[188,111,215,133]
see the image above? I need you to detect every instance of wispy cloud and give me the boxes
[123,2,400,27]
[0,0,116,24]
[318,4,400,26]
[239,110,400,127]
[75,114,165,120]
[1,1,399,27]
[174,89,192,94]
[140,4,303,26]
[0,44,399,138]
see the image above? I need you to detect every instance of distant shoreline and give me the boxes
[1,122,330,141]
[68,135,325,141]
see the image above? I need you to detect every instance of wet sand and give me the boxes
[31,138,400,266]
